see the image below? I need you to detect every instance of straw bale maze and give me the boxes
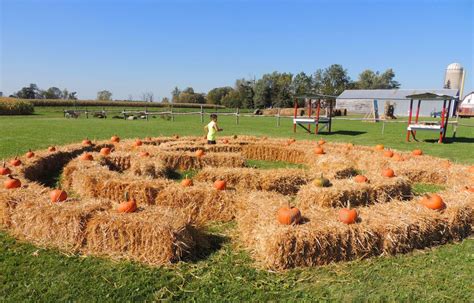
[0,136,473,270]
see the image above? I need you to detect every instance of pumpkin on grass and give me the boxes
[25,149,35,158]
[420,194,445,210]
[111,135,120,143]
[214,180,226,190]
[4,175,21,189]
[117,193,137,213]
[10,157,22,167]
[338,205,358,224]
[354,175,368,183]
[382,168,395,178]
[277,201,301,225]
[50,189,67,203]
[0,162,12,176]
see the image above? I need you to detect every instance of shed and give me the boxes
[336,89,459,117]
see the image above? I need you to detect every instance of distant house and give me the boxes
[336,89,459,117]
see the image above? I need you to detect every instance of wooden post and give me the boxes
[439,100,446,143]
[200,105,204,123]
[308,98,312,133]
[293,98,298,133]
[123,109,126,120]
[315,99,321,135]
[277,108,281,127]
[413,99,421,136]
[444,99,452,138]
[85,108,89,119]
[236,108,240,125]
[171,104,174,122]
[328,101,333,133]
[406,99,413,141]
[145,107,149,121]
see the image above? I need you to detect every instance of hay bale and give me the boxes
[237,191,472,270]
[297,176,412,208]
[242,144,308,164]
[158,151,245,170]
[10,198,110,250]
[84,206,204,265]
[155,183,237,224]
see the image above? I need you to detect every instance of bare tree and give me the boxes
[141,92,154,102]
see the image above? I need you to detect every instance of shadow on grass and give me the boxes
[325,130,367,136]
[424,136,474,144]
[184,231,229,263]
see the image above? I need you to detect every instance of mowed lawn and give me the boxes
[0,108,473,302]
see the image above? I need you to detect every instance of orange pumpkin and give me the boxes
[354,175,368,183]
[195,149,205,157]
[117,195,137,213]
[0,162,12,176]
[100,147,111,156]
[314,147,325,155]
[222,139,229,144]
[111,135,120,143]
[10,157,22,167]
[347,143,354,148]
[181,177,193,187]
[375,144,384,151]
[50,189,67,203]
[82,138,92,146]
[26,149,35,158]
[4,175,21,189]
[392,154,404,161]
[318,139,326,145]
[80,153,93,161]
[383,150,394,158]
[277,205,301,225]
[468,166,474,173]
[412,149,423,156]
[214,180,227,190]
[48,146,56,152]
[464,186,474,193]
[338,208,358,224]
[134,139,143,147]
[174,135,180,139]
[140,151,150,157]
[420,194,445,210]
[382,168,395,178]
[441,161,451,168]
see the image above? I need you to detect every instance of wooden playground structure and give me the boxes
[292,95,334,135]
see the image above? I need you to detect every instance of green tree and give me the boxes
[221,90,242,108]
[14,84,42,99]
[43,87,63,99]
[253,74,273,108]
[312,64,351,96]
[207,87,233,105]
[253,72,293,108]
[171,87,181,103]
[235,79,255,109]
[97,90,112,101]
[355,69,400,89]
[292,72,313,96]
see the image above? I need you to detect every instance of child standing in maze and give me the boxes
[204,114,223,144]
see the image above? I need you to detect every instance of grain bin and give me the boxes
[444,63,464,90]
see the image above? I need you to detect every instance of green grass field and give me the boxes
[0,108,473,302]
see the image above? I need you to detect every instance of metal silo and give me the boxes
[444,63,464,91]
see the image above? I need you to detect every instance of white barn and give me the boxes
[336,89,459,117]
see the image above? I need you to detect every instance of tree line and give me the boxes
[174,65,400,108]
[9,64,400,109]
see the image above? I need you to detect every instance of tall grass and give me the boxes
[0,99,34,115]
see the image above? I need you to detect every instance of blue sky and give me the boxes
[1,0,473,100]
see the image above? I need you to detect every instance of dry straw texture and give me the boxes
[237,191,472,270]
